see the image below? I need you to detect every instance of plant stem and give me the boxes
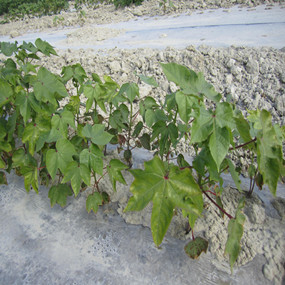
[203,190,234,219]
[230,137,257,151]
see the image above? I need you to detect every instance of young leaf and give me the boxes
[48,184,73,208]
[225,197,246,272]
[234,111,252,145]
[107,159,128,191]
[125,156,203,246]
[61,161,90,197]
[86,192,103,213]
[184,237,208,259]
[118,82,139,103]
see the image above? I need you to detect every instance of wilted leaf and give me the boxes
[184,237,208,259]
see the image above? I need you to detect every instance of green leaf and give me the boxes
[0,79,13,108]
[125,156,203,246]
[175,91,196,123]
[14,91,31,125]
[48,184,73,207]
[190,108,213,144]
[137,73,159,87]
[46,138,77,180]
[0,41,18,56]
[107,159,128,191]
[0,156,5,169]
[33,67,68,106]
[256,110,283,196]
[21,165,38,193]
[82,124,113,146]
[0,171,7,185]
[234,111,252,145]
[215,102,235,129]
[86,192,103,213]
[118,82,139,103]
[132,121,143,137]
[227,159,242,192]
[184,237,208,259]
[160,63,221,102]
[35,38,57,56]
[209,125,230,171]
[61,161,90,197]
[83,84,106,112]
[80,144,103,175]
[0,141,12,152]
[139,133,151,150]
[225,197,246,272]
[22,115,51,155]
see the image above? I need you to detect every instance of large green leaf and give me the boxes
[82,124,113,146]
[46,138,77,180]
[225,197,246,272]
[61,161,90,197]
[48,184,73,208]
[209,124,230,171]
[160,63,221,102]
[86,192,103,213]
[256,110,283,196]
[33,67,68,106]
[107,159,128,191]
[125,156,203,246]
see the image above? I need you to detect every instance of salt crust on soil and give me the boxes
[0,0,285,284]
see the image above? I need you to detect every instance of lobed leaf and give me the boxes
[125,156,203,246]
[86,192,103,213]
